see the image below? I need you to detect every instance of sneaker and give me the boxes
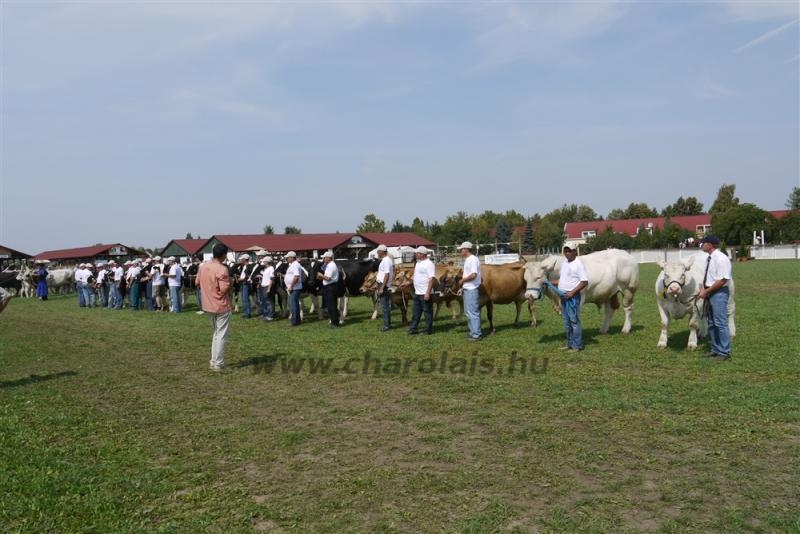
[703,351,717,357]
[467,336,482,342]
[713,354,731,362]
[407,330,418,335]
[209,364,225,372]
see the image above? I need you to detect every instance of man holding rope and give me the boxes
[697,235,732,361]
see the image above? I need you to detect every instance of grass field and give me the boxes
[1,260,799,533]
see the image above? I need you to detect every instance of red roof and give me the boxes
[565,215,711,239]
[212,232,433,252]
[167,239,208,255]
[358,232,435,247]
[34,243,144,261]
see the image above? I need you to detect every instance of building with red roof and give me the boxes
[160,239,208,258]
[197,232,434,258]
[34,243,146,264]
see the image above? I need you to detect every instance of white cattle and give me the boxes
[47,268,77,293]
[16,264,35,298]
[656,254,736,350]
[523,249,640,334]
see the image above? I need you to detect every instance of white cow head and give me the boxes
[657,255,695,301]
[523,262,548,301]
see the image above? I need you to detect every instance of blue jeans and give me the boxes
[129,282,140,310]
[85,284,96,307]
[110,283,121,309]
[241,283,252,317]
[409,294,433,334]
[77,282,86,307]
[145,281,154,311]
[97,284,108,307]
[463,287,482,339]
[379,288,391,328]
[562,296,583,350]
[258,287,274,318]
[707,286,731,356]
[196,287,202,309]
[289,289,302,326]
[169,285,182,312]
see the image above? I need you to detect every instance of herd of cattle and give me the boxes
[1,249,736,349]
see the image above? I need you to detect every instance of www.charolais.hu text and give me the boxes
[252,351,548,376]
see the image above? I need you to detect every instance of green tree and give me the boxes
[545,204,599,228]
[439,211,473,246]
[356,213,386,234]
[522,219,535,254]
[583,227,635,253]
[712,203,772,246]
[494,217,513,252]
[662,196,704,217]
[410,217,430,239]
[773,211,800,243]
[607,202,659,220]
[786,187,800,210]
[284,226,302,235]
[263,225,274,235]
[709,183,740,216]
[391,220,410,233]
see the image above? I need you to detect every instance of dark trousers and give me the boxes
[379,288,391,328]
[409,294,433,334]
[324,283,340,326]
[289,289,302,326]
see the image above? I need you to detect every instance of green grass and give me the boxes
[1,260,799,533]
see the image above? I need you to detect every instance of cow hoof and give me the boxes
[657,343,667,349]
[687,344,697,351]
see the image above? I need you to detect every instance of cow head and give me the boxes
[657,256,695,301]
[360,271,378,294]
[522,262,549,301]
[438,266,463,296]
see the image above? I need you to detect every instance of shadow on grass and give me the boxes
[0,370,78,389]
[536,324,645,345]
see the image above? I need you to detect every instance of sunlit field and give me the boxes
[1,261,798,532]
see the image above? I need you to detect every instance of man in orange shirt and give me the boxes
[197,243,233,371]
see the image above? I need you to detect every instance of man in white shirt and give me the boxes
[316,250,341,328]
[95,263,108,308]
[458,241,483,341]
[284,251,303,326]
[406,246,436,335]
[375,244,394,331]
[167,257,184,313]
[697,235,733,360]
[237,254,253,319]
[111,261,124,309]
[558,241,589,352]
[74,264,88,307]
[127,260,142,310]
[259,256,275,321]
[151,257,166,311]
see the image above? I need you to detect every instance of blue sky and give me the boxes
[2,1,798,252]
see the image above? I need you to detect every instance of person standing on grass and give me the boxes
[375,244,394,332]
[237,254,254,319]
[558,241,589,352]
[697,235,733,361]
[127,260,142,310]
[405,246,436,335]
[75,263,87,307]
[258,256,275,321]
[111,260,124,309]
[317,250,341,328]
[197,243,233,371]
[35,261,49,300]
[151,257,166,311]
[284,251,303,326]
[457,241,482,341]
[95,263,108,307]
[167,256,184,313]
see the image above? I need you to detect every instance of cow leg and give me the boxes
[341,295,349,319]
[371,294,378,320]
[687,307,703,350]
[528,299,537,327]
[728,298,736,337]
[513,301,522,327]
[451,299,462,322]
[600,302,613,334]
[657,304,670,348]
[433,301,441,319]
[487,303,495,334]
[621,289,635,334]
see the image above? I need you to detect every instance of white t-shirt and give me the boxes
[96,269,107,284]
[462,254,482,291]
[558,257,589,292]
[260,266,274,288]
[151,265,164,286]
[377,256,394,286]
[74,268,85,283]
[113,266,124,282]
[127,266,141,281]
[413,258,436,295]
[323,261,339,286]
[285,261,303,291]
[705,249,731,285]
[168,264,183,287]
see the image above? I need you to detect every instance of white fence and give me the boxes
[749,245,800,260]
[627,246,799,264]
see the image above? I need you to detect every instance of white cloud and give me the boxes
[467,1,629,72]
[735,18,799,53]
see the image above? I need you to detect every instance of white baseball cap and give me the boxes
[154,256,162,261]
[255,249,268,257]
[285,251,297,258]
[322,250,334,258]
[563,241,578,251]
[376,244,388,252]
[264,256,273,263]
[457,241,474,251]
[166,256,176,262]
[415,246,429,254]
[239,254,250,262]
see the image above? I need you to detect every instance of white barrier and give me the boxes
[749,245,800,260]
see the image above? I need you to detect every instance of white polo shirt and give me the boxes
[705,249,731,285]
[285,261,302,291]
[413,258,436,295]
[151,265,164,286]
[377,256,394,286]
[113,266,124,282]
[260,266,274,288]
[322,261,339,286]
[168,264,183,287]
[558,257,589,292]
[461,254,482,291]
